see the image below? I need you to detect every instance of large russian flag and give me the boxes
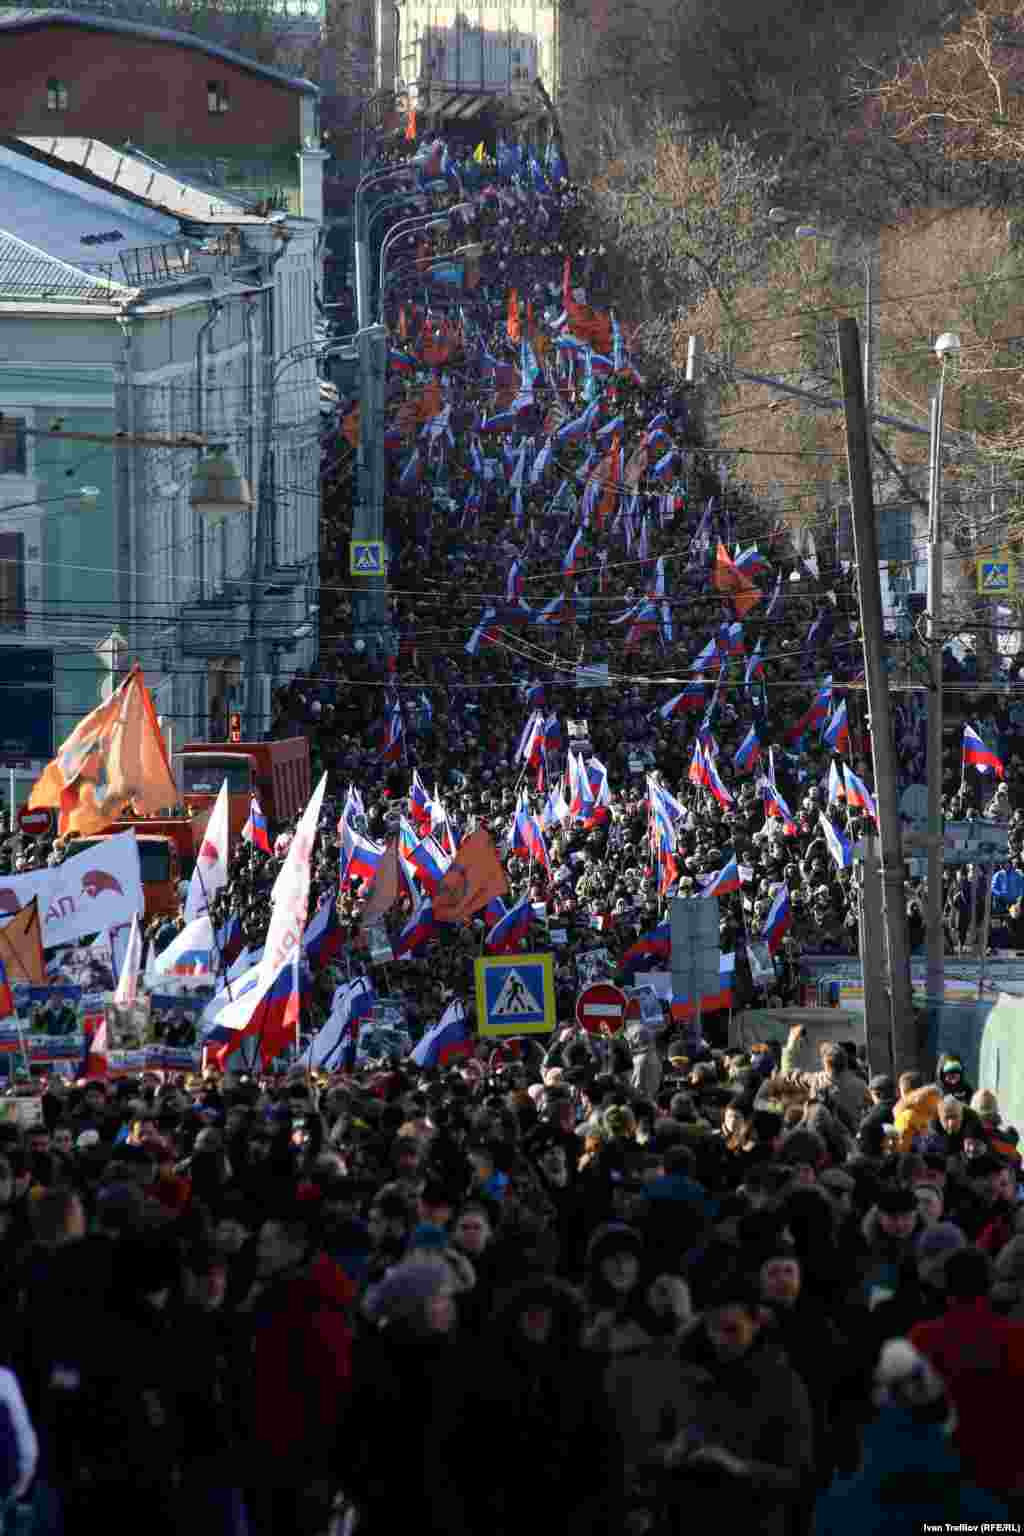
[621,921,671,977]
[410,999,471,1068]
[339,818,386,887]
[671,952,736,1021]
[204,952,309,1071]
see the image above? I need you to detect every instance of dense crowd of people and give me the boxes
[1,132,1024,1536]
[0,1023,1022,1534]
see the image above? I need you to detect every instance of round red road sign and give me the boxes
[575,980,628,1035]
[17,806,53,837]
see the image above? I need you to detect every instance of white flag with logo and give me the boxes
[113,913,143,1007]
[0,831,143,948]
[185,778,230,922]
[258,771,327,991]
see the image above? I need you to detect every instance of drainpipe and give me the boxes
[242,297,258,572]
[195,299,223,597]
[247,237,290,737]
[115,313,136,675]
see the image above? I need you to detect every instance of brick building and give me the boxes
[0,10,318,169]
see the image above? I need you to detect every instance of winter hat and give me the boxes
[875,1185,917,1216]
[363,1258,452,1326]
[874,1339,949,1417]
[584,1221,643,1272]
[915,1221,967,1285]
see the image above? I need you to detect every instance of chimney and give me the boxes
[297,145,328,224]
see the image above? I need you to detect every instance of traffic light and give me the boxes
[229,711,241,742]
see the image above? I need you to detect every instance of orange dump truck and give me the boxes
[74,830,185,923]
[177,739,311,845]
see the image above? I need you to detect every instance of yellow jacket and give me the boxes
[892,1084,941,1153]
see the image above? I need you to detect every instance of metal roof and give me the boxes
[0,143,180,267]
[0,227,134,300]
[0,8,318,93]
[18,136,252,221]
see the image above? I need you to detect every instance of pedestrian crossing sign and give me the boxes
[350,539,384,576]
[977,554,1014,594]
[475,952,556,1035]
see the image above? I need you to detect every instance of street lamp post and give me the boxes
[353,165,421,666]
[925,332,961,1018]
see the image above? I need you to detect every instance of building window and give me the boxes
[46,78,68,112]
[0,418,26,476]
[207,80,230,114]
[0,533,25,631]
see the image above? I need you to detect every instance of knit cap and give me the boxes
[363,1258,451,1326]
[915,1221,967,1285]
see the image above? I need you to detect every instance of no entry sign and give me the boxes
[575,980,628,1035]
[17,807,53,837]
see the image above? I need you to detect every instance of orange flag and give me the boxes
[0,897,45,984]
[595,434,621,532]
[30,666,178,836]
[506,288,521,342]
[526,298,535,338]
[398,305,408,340]
[415,378,442,423]
[404,108,417,142]
[566,297,612,354]
[713,542,762,618]
[341,403,360,448]
[433,827,509,924]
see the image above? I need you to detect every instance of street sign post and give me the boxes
[575,980,627,1034]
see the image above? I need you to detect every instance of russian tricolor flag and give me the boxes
[394,898,437,958]
[705,756,734,810]
[204,951,308,1072]
[621,921,671,977]
[241,797,272,853]
[409,769,433,832]
[762,886,792,955]
[843,765,878,823]
[734,726,761,775]
[819,811,852,871]
[659,682,705,719]
[688,740,710,788]
[963,724,1005,777]
[735,547,771,578]
[759,777,798,834]
[822,699,850,754]
[408,835,451,895]
[303,894,344,971]
[411,998,471,1068]
[340,818,386,887]
[485,896,532,954]
[702,855,740,898]
[671,952,736,1021]
[562,528,585,577]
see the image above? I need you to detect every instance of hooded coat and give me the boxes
[662,1318,815,1536]
[814,1399,1009,1535]
[438,1279,624,1536]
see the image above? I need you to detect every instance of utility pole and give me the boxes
[353,196,392,666]
[858,835,892,1075]
[837,317,919,1073]
[925,390,945,1019]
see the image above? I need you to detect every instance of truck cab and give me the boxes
[177,739,310,843]
[74,833,180,923]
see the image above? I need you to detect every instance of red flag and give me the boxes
[506,289,521,342]
[85,1015,109,1080]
